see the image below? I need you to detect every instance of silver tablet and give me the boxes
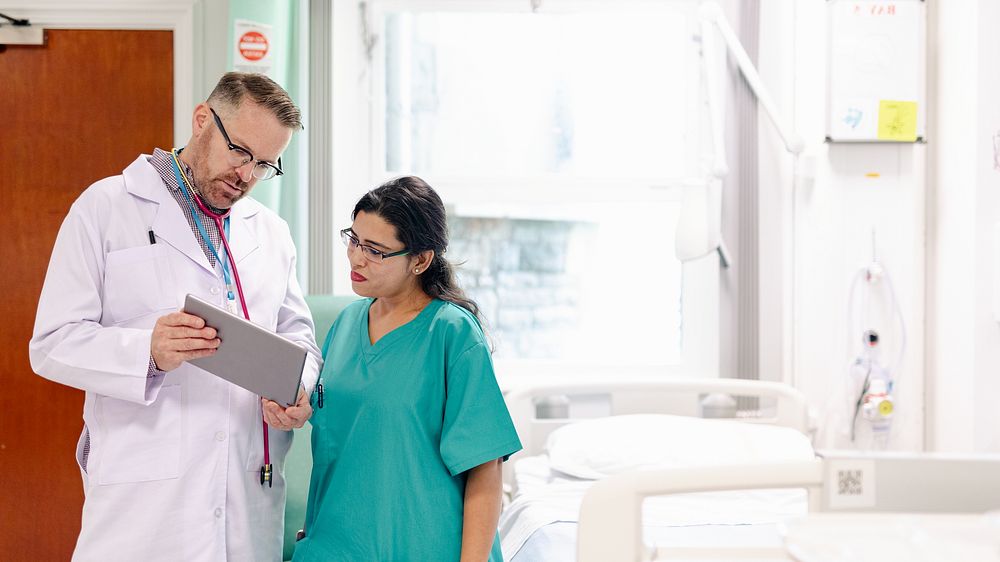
[183,293,306,406]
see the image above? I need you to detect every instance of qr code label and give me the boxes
[826,460,876,509]
[837,469,863,496]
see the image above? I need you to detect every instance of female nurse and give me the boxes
[292,176,522,562]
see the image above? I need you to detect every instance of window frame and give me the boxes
[330,0,720,381]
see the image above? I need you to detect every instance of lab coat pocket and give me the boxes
[96,384,181,485]
[103,244,177,324]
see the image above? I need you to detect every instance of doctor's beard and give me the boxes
[189,161,251,210]
[201,174,250,209]
[184,135,252,210]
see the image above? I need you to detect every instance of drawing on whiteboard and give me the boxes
[843,107,864,130]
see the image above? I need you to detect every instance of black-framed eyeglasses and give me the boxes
[340,228,410,264]
[209,107,283,181]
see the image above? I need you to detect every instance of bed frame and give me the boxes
[501,377,811,494]
[501,378,1000,561]
[576,452,1000,561]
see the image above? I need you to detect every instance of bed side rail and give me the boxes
[815,451,1000,513]
[577,454,1000,562]
[576,461,823,562]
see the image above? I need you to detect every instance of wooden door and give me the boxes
[0,29,173,560]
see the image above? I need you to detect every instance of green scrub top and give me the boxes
[292,298,522,562]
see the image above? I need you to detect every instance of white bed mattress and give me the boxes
[500,455,808,561]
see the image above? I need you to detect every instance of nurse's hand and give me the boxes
[262,386,313,431]
[150,312,220,372]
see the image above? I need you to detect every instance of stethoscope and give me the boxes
[170,148,274,488]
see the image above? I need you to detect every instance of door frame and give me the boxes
[6,0,198,145]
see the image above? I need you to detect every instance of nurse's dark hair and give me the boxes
[352,176,488,330]
[207,71,303,130]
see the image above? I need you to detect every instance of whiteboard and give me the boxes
[827,0,926,142]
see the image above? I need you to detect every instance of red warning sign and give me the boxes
[238,31,268,62]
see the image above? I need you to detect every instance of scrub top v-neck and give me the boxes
[359,297,429,358]
[293,298,522,562]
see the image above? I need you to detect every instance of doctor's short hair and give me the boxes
[207,72,303,130]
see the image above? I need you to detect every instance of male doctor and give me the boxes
[29,72,320,561]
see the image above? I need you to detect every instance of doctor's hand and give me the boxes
[150,312,220,372]
[262,386,313,431]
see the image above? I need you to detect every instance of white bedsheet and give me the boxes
[499,455,808,561]
[510,522,790,562]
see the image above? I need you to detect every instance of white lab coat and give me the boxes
[29,155,322,562]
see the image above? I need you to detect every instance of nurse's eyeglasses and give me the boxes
[209,107,283,181]
[341,228,410,264]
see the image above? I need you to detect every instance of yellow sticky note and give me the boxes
[877,100,918,141]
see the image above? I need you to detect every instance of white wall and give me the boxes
[192,0,231,107]
[759,0,925,451]
[968,0,1000,453]
[928,0,1000,453]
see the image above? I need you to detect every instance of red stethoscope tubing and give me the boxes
[172,150,271,481]
[192,197,270,471]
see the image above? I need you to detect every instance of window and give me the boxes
[331,0,719,377]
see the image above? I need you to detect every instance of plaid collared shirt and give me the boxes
[149,147,224,267]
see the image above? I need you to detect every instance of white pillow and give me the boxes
[545,414,814,480]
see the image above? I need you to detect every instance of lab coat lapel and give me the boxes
[123,155,216,276]
[228,199,261,265]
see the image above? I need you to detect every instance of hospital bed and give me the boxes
[499,377,817,561]
[499,378,1000,561]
